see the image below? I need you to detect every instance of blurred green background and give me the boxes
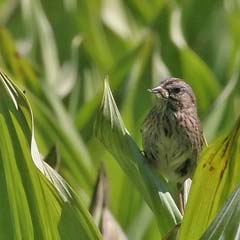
[0,0,240,239]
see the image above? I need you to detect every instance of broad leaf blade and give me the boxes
[200,184,240,240]
[95,79,182,236]
[0,71,101,239]
[0,71,61,238]
[179,116,240,239]
[180,47,220,114]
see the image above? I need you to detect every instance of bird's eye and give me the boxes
[171,87,181,94]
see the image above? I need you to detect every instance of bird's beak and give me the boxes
[148,86,169,99]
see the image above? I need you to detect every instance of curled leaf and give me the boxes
[95,79,182,236]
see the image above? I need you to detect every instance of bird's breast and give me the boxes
[142,110,196,183]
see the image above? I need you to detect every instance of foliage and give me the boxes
[0,0,240,239]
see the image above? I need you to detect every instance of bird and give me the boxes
[142,77,204,212]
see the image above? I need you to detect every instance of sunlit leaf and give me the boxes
[200,184,240,240]
[4,0,240,238]
[179,116,240,239]
[0,70,101,239]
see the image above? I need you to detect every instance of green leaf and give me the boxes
[203,61,239,141]
[225,2,240,50]
[126,0,165,23]
[95,79,182,236]
[30,93,94,191]
[21,0,60,88]
[179,116,240,239]
[76,1,115,71]
[180,47,220,114]
[0,70,59,239]
[121,34,154,135]
[0,28,41,92]
[59,193,102,240]
[200,184,240,240]
[0,70,101,239]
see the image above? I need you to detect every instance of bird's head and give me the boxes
[148,77,196,111]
